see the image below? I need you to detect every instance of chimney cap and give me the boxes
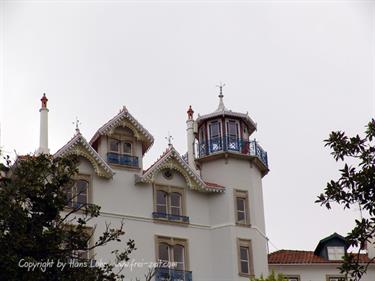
[187,105,194,120]
[41,93,48,109]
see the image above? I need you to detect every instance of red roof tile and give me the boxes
[204,181,225,190]
[268,250,373,264]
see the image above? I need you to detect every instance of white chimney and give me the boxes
[37,93,49,154]
[186,105,198,172]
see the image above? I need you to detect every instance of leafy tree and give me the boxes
[0,153,135,281]
[316,119,375,280]
[250,271,287,281]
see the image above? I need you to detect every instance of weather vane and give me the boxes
[216,82,226,98]
[72,117,82,133]
[165,132,173,147]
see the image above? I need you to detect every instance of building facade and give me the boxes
[33,93,375,281]
[43,92,269,281]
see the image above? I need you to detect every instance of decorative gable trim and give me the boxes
[89,106,154,154]
[136,146,224,193]
[54,132,114,179]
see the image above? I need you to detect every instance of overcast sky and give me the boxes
[1,0,374,253]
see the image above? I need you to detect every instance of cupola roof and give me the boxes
[196,89,257,135]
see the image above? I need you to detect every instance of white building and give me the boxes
[34,93,375,281]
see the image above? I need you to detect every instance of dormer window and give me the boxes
[107,138,138,168]
[327,246,345,260]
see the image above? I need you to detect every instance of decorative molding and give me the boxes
[136,146,225,193]
[89,107,154,154]
[54,132,114,179]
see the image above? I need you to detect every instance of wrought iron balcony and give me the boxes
[155,268,192,281]
[152,212,190,223]
[107,152,139,168]
[198,135,268,168]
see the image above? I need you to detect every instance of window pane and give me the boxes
[76,180,88,206]
[159,243,170,262]
[210,122,220,138]
[123,142,132,154]
[237,198,245,211]
[240,261,249,274]
[64,185,73,207]
[170,193,181,207]
[110,139,119,152]
[171,207,181,216]
[156,191,167,213]
[327,246,345,260]
[228,121,238,137]
[173,244,185,271]
[240,247,249,261]
[237,211,245,222]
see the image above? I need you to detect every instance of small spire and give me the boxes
[41,93,48,109]
[165,132,173,148]
[72,117,82,134]
[187,105,194,120]
[216,82,227,111]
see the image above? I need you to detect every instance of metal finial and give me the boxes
[165,132,173,147]
[216,82,226,98]
[72,117,82,134]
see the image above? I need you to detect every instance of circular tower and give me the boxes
[191,89,269,279]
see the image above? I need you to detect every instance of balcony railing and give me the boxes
[107,152,139,168]
[198,135,268,168]
[155,268,192,281]
[152,212,190,223]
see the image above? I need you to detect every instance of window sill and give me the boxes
[153,218,190,227]
[152,212,190,226]
[109,163,141,170]
[236,222,251,228]
[239,273,254,278]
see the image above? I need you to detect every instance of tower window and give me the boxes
[237,239,254,277]
[209,121,221,139]
[234,190,250,226]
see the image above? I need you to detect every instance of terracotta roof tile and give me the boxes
[268,250,373,264]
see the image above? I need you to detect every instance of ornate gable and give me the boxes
[54,132,114,179]
[89,106,154,154]
[136,146,225,193]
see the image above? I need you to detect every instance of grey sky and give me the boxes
[1,0,374,252]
